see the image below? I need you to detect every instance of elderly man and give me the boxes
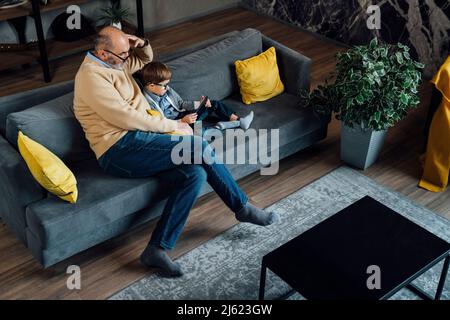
[74,26,279,277]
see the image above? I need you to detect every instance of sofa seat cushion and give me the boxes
[5,92,94,164]
[219,92,328,147]
[201,93,329,177]
[25,159,170,249]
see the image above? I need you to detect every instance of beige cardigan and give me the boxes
[73,42,178,159]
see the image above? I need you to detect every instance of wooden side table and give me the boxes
[0,0,145,83]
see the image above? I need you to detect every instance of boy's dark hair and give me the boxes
[142,61,172,85]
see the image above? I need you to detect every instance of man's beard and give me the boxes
[107,57,124,70]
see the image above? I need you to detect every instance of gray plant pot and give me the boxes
[341,123,387,170]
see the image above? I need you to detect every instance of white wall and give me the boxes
[0,0,239,43]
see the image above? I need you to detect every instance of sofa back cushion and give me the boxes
[5,92,94,163]
[0,80,74,137]
[167,28,263,101]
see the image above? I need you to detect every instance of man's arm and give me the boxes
[78,71,178,133]
[126,37,153,74]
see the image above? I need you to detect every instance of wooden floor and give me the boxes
[0,7,448,300]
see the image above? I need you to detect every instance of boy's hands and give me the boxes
[180,113,198,124]
[200,95,212,108]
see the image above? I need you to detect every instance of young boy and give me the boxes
[141,61,254,132]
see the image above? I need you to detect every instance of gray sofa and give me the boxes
[0,28,329,267]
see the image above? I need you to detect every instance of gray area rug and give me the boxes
[109,166,450,300]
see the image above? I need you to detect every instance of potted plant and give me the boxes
[300,38,424,169]
[98,4,131,30]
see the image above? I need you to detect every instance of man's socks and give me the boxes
[140,244,184,277]
[235,202,280,226]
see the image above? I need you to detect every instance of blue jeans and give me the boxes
[98,130,248,250]
[196,100,234,121]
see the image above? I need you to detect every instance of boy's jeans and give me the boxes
[196,100,234,122]
[178,100,234,124]
[98,130,248,250]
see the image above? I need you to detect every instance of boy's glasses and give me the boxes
[151,83,169,89]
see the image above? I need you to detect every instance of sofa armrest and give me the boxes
[0,80,74,137]
[262,35,311,95]
[0,135,45,242]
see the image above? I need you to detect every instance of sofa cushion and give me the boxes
[195,92,326,177]
[0,80,74,137]
[18,131,78,204]
[25,158,171,248]
[219,92,328,147]
[167,28,263,101]
[235,46,285,104]
[158,31,240,63]
[5,92,94,163]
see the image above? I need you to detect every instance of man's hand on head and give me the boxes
[126,34,146,48]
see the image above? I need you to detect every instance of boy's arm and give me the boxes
[181,100,200,111]
[170,87,198,111]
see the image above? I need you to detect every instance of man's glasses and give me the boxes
[104,49,131,62]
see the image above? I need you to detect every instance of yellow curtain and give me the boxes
[419,56,450,192]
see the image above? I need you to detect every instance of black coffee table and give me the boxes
[259,196,450,300]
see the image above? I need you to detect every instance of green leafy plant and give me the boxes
[98,5,131,24]
[300,38,425,131]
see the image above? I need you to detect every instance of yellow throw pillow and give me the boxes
[146,109,186,135]
[235,46,285,105]
[17,131,78,203]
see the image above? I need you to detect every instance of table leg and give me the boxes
[136,0,144,37]
[259,264,266,300]
[31,0,51,82]
[406,284,434,300]
[435,255,449,300]
[406,254,449,300]
[277,289,296,300]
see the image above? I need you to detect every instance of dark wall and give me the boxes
[242,0,450,77]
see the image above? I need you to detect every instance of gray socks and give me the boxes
[235,202,280,226]
[213,111,254,130]
[239,111,254,130]
[140,244,184,277]
[214,120,240,130]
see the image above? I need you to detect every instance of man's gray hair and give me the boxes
[94,32,113,52]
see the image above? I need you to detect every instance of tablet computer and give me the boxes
[195,96,208,115]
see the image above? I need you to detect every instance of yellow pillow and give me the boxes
[235,46,285,105]
[146,109,185,135]
[17,131,78,203]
